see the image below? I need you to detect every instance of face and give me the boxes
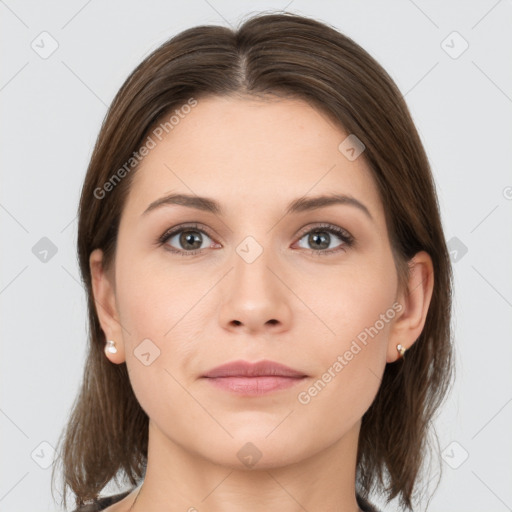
[93,95,410,469]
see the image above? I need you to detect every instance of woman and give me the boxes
[52,11,454,512]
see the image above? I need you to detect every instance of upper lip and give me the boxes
[202,359,307,378]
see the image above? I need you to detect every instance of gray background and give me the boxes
[1,1,511,511]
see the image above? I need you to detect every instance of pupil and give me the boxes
[181,231,201,250]
[310,232,329,250]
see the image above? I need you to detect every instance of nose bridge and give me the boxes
[232,233,279,304]
[234,236,273,291]
[217,233,292,333]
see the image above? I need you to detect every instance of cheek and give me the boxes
[296,291,396,434]
[115,248,203,341]
[114,249,209,416]
[317,250,398,350]
[299,252,397,415]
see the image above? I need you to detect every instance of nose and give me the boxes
[218,246,292,335]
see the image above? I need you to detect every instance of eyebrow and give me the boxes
[142,192,373,222]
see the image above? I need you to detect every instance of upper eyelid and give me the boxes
[164,223,215,240]
[295,223,351,238]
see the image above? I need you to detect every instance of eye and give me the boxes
[157,222,354,256]
[158,223,217,255]
[294,224,354,255]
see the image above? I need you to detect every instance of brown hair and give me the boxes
[52,11,454,511]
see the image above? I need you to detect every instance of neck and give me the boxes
[130,419,362,512]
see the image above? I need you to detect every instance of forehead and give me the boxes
[124,95,385,224]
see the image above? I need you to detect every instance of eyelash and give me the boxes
[156,222,355,257]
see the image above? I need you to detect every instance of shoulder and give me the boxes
[356,493,382,512]
[71,490,132,512]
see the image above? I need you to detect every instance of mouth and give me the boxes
[201,359,308,396]
[204,375,307,395]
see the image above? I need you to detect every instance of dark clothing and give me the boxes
[71,490,131,511]
[72,489,381,511]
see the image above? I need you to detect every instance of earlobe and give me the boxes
[89,249,126,364]
[386,251,434,363]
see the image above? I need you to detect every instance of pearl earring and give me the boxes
[396,344,406,358]
[105,339,118,354]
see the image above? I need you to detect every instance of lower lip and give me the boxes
[204,376,306,395]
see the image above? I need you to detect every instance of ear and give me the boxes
[89,248,126,364]
[386,251,434,363]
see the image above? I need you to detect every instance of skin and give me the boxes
[90,95,434,512]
